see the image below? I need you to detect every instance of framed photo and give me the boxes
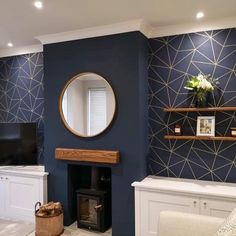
[196,116,215,136]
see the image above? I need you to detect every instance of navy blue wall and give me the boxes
[148,28,236,182]
[44,32,148,236]
[0,53,44,163]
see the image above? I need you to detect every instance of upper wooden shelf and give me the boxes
[164,135,236,141]
[164,107,236,112]
[55,148,120,164]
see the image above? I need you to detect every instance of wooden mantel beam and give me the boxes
[55,148,120,164]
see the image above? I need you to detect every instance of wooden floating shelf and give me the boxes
[164,135,236,141]
[164,107,236,112]
[55,148,120,164]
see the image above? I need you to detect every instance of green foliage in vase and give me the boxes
[184,73,219,105]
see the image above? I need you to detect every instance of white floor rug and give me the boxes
[0,219,34,236]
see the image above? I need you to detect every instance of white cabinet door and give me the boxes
[5,175,40,222]
[0,177,6,216]
[138,191,199,236]
[200,198,236,218]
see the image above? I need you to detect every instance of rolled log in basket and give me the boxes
[35,202,64,236]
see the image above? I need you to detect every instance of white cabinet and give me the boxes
[132,176,236,236]
[5,175,41,221]
[0,166,48,222]
[199,198,236,218]
[139,191,199,235]
[0,176,7,214]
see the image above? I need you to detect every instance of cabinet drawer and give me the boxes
[140,191,199,236]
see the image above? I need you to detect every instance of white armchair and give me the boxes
[158,211,225,236]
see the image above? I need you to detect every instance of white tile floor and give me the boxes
[0,219,111,236]
[0,219,34,236]
[28,222,112,236]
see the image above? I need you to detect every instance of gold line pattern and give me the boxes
[0,53,44,163]
[148,28,236,182]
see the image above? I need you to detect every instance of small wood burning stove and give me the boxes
[76,167,111,232]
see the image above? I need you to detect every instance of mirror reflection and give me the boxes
[60,73,116,137]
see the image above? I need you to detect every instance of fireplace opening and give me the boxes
[68,165,111,233]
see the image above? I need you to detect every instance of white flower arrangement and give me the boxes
[197,74,214,91]
[185,73,219,106]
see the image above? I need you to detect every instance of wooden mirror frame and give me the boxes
[59,72,116,138]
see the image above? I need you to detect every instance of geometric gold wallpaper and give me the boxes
[0,53,44,163]
[148,28,236,182]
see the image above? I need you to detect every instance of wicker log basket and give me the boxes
[35,202,64,236]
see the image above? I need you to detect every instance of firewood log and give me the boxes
[36,201,63,217]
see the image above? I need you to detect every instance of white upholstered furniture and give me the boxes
[0,166,48,222]
[159,211,224,236]
[132,176,236,236]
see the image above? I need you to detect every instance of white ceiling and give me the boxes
[0,0,236,56]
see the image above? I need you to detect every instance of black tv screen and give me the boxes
[0,123,37,166]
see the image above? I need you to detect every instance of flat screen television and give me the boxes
[0,123,37,166]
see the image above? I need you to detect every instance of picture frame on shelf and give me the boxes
[196,116,215,136]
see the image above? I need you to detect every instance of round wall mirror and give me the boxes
[59,72,116,137]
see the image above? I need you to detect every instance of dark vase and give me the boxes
[195,98,207,107]
[194,92,211,108]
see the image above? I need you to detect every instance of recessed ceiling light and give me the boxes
[34,1,43,9]
[196,11,204,19]
[7,43,13,47]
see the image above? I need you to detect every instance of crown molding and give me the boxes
[36,19,151,45]
[150,16,236,38]
[36,16,236,45]
[1,17,235,58]
[0,44,43,58]
[140,20,154,38]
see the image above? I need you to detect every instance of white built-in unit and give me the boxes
[0,166,48,222]
[132,176,236,236]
